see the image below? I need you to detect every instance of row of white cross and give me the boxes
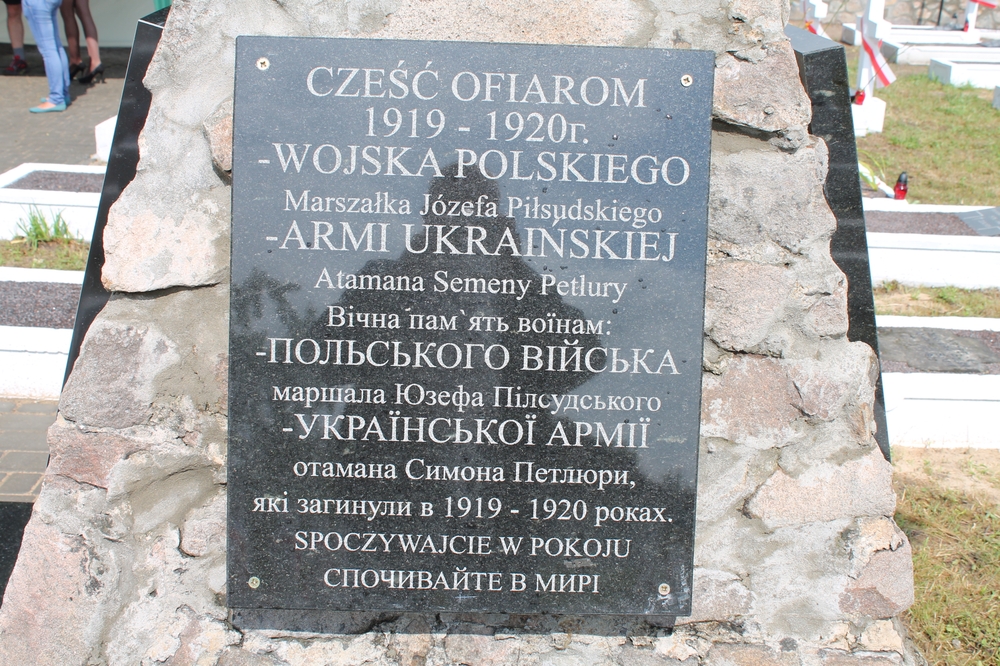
[802,0,996,101]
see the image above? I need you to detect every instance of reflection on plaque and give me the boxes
[228,37,714,615]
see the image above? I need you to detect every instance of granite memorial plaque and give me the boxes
[228,37,713,615]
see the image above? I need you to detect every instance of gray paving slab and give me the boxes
[12,402,58,415]
[0,412,58,431]
[0,401,56,501]
[0,494,37,503]
[0,473,42,496]
[0,451,49,472]
[0,430,50,452]
[0,44,131,80]
[0,401,57,438]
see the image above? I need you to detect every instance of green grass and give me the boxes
[855,74,1000,205]
[0,239,90,270]
[0,206,89,270]
[15,206,77,249]
[874,282,1000,318]
[895,481,1000,665]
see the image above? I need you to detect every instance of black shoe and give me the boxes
[69,63,85,79]
[78,63,104,84]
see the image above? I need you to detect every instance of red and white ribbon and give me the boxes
[805,20,830,38]
[860,17,896,88]
[971,0,997,9]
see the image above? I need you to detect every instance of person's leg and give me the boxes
[59,0,81,66]
[22,0,70,107]
[3,2,28,74]
[54,1,69,97]
[6,3,25,55]
[72,0,98,68]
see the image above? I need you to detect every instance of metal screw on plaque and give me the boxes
[680,74,693,87]
[658,583,671,596]
[248,576,261,589]
[256,57,270,71]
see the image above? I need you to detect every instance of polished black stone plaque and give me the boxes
[65,7,169,384]
[786,26,890,460]
[228,37,713,615]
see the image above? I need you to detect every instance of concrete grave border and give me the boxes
[0,163,104,243]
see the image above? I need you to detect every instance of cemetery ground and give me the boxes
[0,36,999,664]
[840,47,1000,666]
[893,448,1000,665]
[836,42,1000,653]
[0,238,88,271]
[847,37,1000,648]
[874,283,1000,318]
[843,48,1000,206]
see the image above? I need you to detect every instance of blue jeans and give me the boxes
[23,0,70,106]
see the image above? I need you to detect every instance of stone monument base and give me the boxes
[0,1,922,664]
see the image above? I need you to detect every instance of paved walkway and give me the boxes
[0,400,53,502]
[0,47,128,173]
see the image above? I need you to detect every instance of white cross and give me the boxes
[963,0,989,33]
[856,0,892,98]
[803,0,828,23]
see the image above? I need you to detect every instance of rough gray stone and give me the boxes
[379,0,654,46]
[217,648,285,666]
[857,620,906,654]
[840,542,915,619]
[59,315,180,429]
[180,490,226,558]
[710,137,836,254]
[0,0,920,664]
[704,642,798,666]
[652,632,702,661]
[677,568,753,624]
[0,475,116,665]
[745,448,896,530]
[787,343,878,424]
[802,269,850,339]
[695,437,776,523]
[818,649,905,666]
[701,355,803,449]
[705,261,794,352]
[60,286,229,430]
[0,518,103,663]
[204,97,234,176]
[745,520,856,639]
[845,517,908,579]
[47,421,146,488]
[713,44,811,136]
[445,632,522,665]
[103,183,230,292]
[645,0,811,138]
